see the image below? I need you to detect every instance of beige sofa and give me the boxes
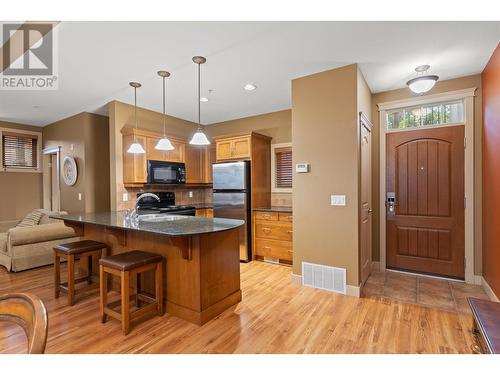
[0,211,79,272]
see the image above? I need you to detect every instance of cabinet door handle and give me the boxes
[287,230,293,234]
[262,228,271,232]
[287,250,293,253]
[263,246,271,250]
[470,344,482,354]
[263,214,271,218]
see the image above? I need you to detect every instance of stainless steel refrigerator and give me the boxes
[213,161,251,262]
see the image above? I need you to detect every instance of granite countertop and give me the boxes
[51,211,244,237]
[253,206,293,213]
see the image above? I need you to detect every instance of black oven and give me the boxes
[147,160,186,184]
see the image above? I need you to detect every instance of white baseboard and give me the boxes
[290,273,360,297]
[346,285,360,297]
[480,276,499,302]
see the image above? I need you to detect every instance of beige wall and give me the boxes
[207,109,293,207]
[108,100,198,210]
[292,64,363,287]
[43,112,110,214]
[0,120,43,221]
[371,75,483,275]
[206,109,292,144]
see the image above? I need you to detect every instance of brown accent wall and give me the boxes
[482,43,500,297]
[43,112,110,214]
[108,100,199,210]
[0,120,43,221]
[292,64,366,287]
[371,75,483,275]
[207,110,292,207]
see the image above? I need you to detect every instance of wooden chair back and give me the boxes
[0,293,48,354]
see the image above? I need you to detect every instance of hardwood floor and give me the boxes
[0,261,477,354]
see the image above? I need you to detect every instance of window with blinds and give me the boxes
[2,132,38,169]
[275,146,292,188]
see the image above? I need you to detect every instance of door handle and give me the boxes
[367,208,373,214]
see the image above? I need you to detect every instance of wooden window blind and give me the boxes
[2,131,38,169]
[275,146,292,188]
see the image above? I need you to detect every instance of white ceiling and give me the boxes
[1,21,499,127]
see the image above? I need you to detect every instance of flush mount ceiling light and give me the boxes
[155,71,175,151]
[127,82,146,154]
[189,56,210,146]
[244,83,257,91]
[406,65,439,94]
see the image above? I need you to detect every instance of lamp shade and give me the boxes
[407,75,439,94]
[127,142,145,154]
[155,137,174,151]
[189,129,210,145]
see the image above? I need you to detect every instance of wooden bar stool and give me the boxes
[53,240,107,306]
[99,250,163,335]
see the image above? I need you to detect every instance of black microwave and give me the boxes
[147,160,186,184]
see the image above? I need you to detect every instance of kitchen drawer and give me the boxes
[279,212,293,222]
[254,211,279,221]
[255,238,293,261]
[206,208,213,218]
[255,221,293,241]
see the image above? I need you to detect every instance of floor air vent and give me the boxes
[302,262,346,294]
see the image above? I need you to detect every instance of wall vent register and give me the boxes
[302,261,346,295]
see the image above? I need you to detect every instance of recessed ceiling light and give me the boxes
[200,97,209,102]
[244,83,257,91]
[32,105,40,109]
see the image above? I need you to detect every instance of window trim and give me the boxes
[271,142,292,193]
[0,127,43,173]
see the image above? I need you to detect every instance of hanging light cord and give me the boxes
[133,86,138,143]
[163,76,167,136]
[198,62,201,128]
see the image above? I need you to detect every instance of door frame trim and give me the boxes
[377,88,477,283]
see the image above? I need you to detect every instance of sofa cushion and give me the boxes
[0,232,7,254]
[8,222,76,246]
[16,209,45,228]
[39,210,68,225]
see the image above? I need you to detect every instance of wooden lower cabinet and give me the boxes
[253,209,293,266]
[195,208,213,218]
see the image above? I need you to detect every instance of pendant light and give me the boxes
[406,65,439,95]
[127,82,146,154]
[189,56,210,146]
[155,71,175,151]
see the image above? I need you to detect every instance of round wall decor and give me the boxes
[62,156,78,186]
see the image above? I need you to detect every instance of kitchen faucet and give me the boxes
[124,193,160,225]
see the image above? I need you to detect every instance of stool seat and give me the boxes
[99,250,163,271]
[54,240,107,255]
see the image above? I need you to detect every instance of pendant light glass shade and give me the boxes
[189,56,211,146]
[127,82,146,154]
[190,129,211,145]
[406,65,439,95]
[155,71,175,151]
[155,137,174,150]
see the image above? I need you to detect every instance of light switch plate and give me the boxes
[78,193,82,201]
[189,191,193,198]
[295,163,309,173]
[331,195,346,206]
[123,193,128,202]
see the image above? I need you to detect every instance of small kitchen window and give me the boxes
[386,99,465,131]
[1,130,40,171]
[272,143,292,193]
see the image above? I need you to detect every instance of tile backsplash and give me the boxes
[116,185,291,210]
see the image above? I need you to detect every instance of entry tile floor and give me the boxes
[362,270,490,314]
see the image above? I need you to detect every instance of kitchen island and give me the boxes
[52,212,244,325]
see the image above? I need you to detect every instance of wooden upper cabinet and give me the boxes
[123,134,147,184]
[203,145,217,183]
[185,145,204,184]
[146,136,185,163]
[215,135,251,161]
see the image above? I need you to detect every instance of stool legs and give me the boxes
[99,264,107,323]
[54,253,60,299]
[155,262,163,315]
[67,254,75,306]
[121,271,130,335]
[87,254,93,285]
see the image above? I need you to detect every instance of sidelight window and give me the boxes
[386,100,464,130]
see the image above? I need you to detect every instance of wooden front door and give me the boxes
[386,125,465,278]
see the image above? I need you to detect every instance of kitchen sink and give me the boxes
[138,214,188,223]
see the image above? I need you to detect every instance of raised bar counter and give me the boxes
[52,212,244,325]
